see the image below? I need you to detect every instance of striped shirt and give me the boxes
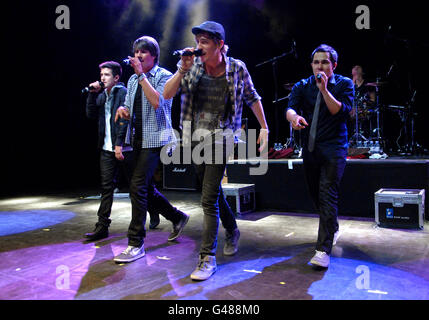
[178,54,261,138]
[102,89,114,152]
[123,65,176,149]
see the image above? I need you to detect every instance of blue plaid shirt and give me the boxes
[123,65,176,149]
[178,54,261,136]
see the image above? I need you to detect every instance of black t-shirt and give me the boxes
[133,85,143,145]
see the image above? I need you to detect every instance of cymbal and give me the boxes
[365,81,388,87]
[283,82,296,91]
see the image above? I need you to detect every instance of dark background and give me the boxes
[2,0,427,196]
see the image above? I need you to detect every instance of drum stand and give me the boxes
[349,99,368,147]
[368,79,384,155]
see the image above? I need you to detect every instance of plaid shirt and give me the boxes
[123,65,176,149]
[178,54,261,136]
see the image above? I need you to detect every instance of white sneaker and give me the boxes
[114,245,145,263]
[310,250,330,268]
[333,231,340,246]
[190,255,217,281]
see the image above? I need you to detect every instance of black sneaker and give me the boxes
[84,224,108,241]
[168,212,189,241]
[149,214,160,229]
[223,228,240,256]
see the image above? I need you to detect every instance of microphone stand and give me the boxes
[407,90,420,154]
[255,47,295,145]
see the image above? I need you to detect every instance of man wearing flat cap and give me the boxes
[164,21,269,281]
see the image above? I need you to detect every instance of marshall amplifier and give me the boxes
[163,163,200,191]
[375,188,425,229]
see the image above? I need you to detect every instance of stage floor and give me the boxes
[227,157,429,218]
[1,190,428,301]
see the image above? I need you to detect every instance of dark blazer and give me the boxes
[86,83,129,150]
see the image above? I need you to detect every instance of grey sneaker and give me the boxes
[168,212,189,241]
[190,255,217,281]
[310,250,330,268]
[223,228,240,256]
[114,245,145,263]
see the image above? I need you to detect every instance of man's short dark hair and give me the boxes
[311,44,338,64]
[132,36,160,65]
[99,61,122,78]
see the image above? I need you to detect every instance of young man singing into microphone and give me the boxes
[84,61,131,241]
[286,44,354,268]
[163,21,269,280]
[114,36,189,263]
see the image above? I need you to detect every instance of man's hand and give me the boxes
[128,56,144,76]
[89,81,102,93]
[291,114,308,130]
[257,128,269,153]
[315,71,328,93]
[115,107,130,122]
[180,47,196,71]
[115,146,124,161]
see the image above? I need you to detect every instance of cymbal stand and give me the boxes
[374,78,382,142]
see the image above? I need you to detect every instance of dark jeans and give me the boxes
[127,146,182,247]
[194,141,237,256]
[97,150,133,227]
[302,146,347,255]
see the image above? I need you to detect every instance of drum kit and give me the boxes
[348,79,386,153]
[279,78,421,156]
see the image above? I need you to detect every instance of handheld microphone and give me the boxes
[122,57,142,65]
[82,81,104,94]
[173,49,204,57]
[316,74,322,80]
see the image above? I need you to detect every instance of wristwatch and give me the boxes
[138,73,146,81]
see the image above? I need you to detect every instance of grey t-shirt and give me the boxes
[193,72,235,161]
[194,72,229,133]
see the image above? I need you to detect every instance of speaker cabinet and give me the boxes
[163,163,200,191]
